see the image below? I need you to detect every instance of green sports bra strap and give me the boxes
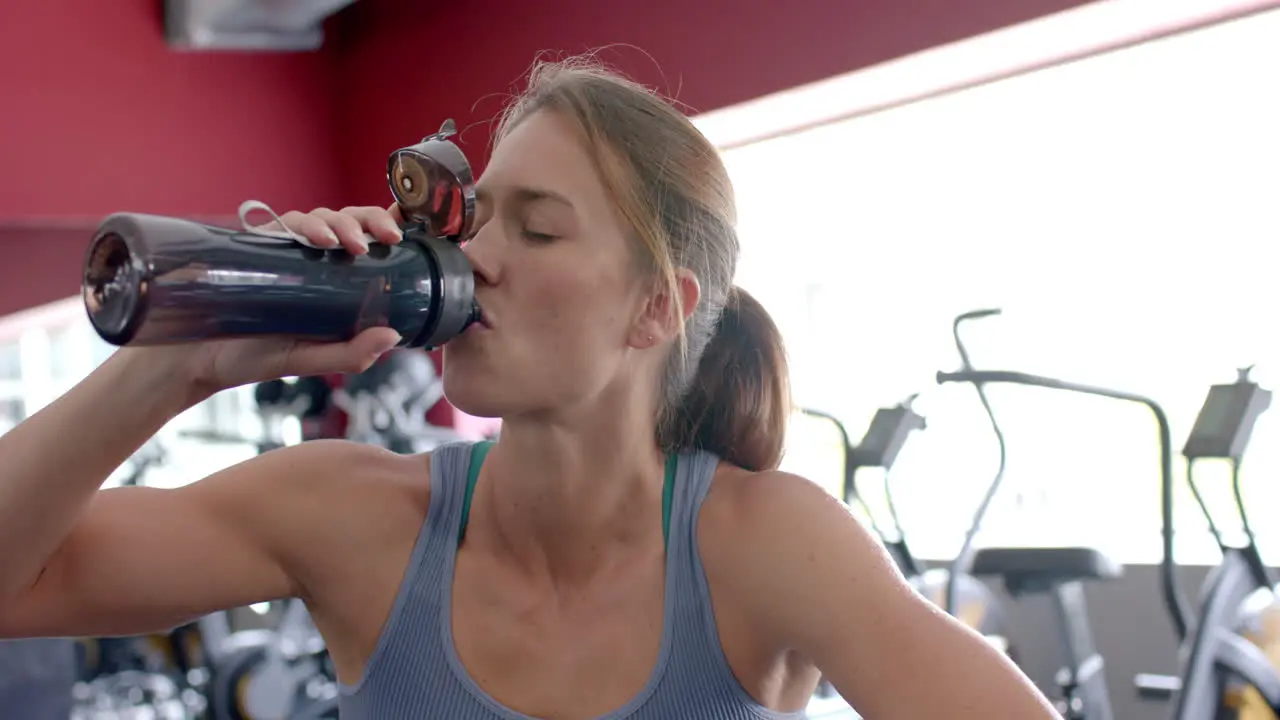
[457,441,680,549]
[661,452,677,549]
[458,441,494,545]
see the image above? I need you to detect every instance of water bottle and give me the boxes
[82,120,481,350]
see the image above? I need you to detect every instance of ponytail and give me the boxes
[662,286,791,471]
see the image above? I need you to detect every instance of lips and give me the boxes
[476,305,495,330]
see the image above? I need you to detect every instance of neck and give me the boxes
[479,396,667,585]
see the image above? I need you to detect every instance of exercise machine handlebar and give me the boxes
[945,309,1009,620]
[799,408,855,502]
[934,368,1189,642]
[799,404,926,578]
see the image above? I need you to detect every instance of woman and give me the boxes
[0,58,1056,718]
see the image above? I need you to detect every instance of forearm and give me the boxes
[0,348,204,600]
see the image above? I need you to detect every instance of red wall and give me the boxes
[330,0,1096,205]
[0,0,344,222]
[0,0,1093,317]
[0,0,343,315]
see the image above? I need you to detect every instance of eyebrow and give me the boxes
[475,185,575,210]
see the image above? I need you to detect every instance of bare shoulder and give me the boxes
[697,463,858,569]
[696,463,904,644]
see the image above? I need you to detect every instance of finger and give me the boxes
[247,210,322,249]
[249,210,289,235]
[284,327,403,377]
[348,326,405,357]
[314,208,371,255]
[387,203,406,226]
[342,205,403,245]
[285,212,342,249]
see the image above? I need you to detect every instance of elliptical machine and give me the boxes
[936,309,1136,720]
[1132,366,1280,719]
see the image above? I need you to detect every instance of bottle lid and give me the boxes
[387,119,476,243]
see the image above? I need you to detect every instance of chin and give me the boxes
[441,368,508,419]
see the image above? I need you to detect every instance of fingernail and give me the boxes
[384,221,403,240]
[324,228,340,245]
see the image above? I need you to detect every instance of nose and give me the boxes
[462,232,498,286]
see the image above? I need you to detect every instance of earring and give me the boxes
[647,334,654,343]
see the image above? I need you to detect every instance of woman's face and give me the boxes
[441,110,655,419]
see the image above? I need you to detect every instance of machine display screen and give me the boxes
[1192,388,1237,440]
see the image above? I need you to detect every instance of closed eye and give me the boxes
[522,230,557,243]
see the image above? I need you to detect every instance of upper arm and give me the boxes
[0,440,416,640]
[703,470,1058,720]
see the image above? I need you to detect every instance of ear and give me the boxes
[629,269,701,349]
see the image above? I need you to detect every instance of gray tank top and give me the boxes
[337,441,806,719]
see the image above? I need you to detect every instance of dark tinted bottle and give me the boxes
[82,120,480,350]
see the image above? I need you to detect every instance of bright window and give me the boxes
[0,298,263,489]
[715,6,1280,565]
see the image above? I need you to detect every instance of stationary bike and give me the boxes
[1133,367,1280,719]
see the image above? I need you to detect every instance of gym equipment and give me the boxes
[941,309,1012,621]
[202,600,336,720]
[244,353,461,455]
[1133,367,1280,719]
[82,119,481,349]
[800,402,1011,643]
[73,631,203,718]
[332,350,461,453]
[937,311,1154,720]
[71,670,193,720]
[252,375,334,452]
